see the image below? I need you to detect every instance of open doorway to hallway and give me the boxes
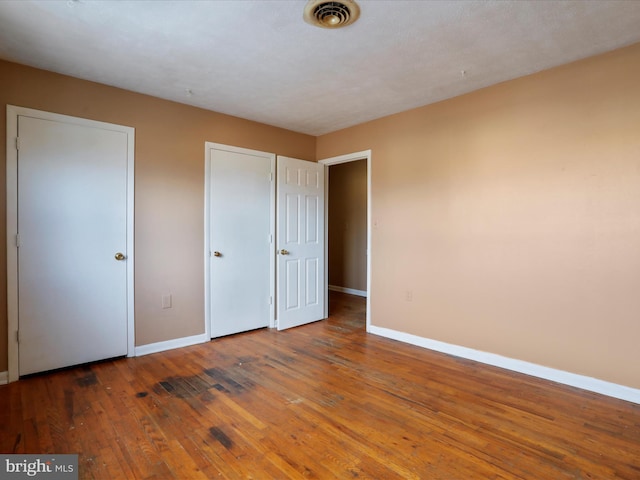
[327,159,367,324]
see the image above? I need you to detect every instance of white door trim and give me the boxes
[6,105,135,382]
[319,150,372,332]
[204,143,276,337]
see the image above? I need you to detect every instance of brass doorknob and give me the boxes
[279,249,289,255]
[213,251,222,257]
[114,252,126,261]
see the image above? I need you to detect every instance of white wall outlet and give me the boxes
[162,294,172,309]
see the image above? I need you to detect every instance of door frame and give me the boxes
[6,105,136,382]
[319,150,372,332]
[203,143,276,338]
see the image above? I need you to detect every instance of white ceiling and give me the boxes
[1,0,640,136]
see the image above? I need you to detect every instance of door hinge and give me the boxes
[269,234,273,244]
[270,172,274,182]
[15,137,20,150]
[16,330,19,344]
[269,296,273,305]
[15,234,20,248]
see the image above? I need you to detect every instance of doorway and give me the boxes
[319,150,372,331]
[328,160,367,296]
[6,106,135,381]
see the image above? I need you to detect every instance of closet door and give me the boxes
[207,144,275,337]
[14,109,132,375]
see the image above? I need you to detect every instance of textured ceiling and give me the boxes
[1,0,640,136]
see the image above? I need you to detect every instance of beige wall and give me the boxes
[0,60,315,372]
[328,160,367,292]
[317,43,640,389]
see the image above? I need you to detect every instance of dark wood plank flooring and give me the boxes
[1,292,639,479]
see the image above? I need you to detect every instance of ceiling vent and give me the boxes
[303,0,360,29]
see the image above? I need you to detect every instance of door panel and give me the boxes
[277,156,325,330]
[18,115,129,375]
[209,147,273,337]
[306,258,319,305]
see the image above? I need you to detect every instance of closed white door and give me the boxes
[17,114,130,375]
[208,145,274,337]
[276,156,326,330]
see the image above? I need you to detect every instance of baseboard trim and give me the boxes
[329,285,367,297]
[0,371,7,385]
[135,333,209,357]
[369,325,640,405]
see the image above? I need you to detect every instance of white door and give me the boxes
[276,156,326,330]
[208,145,274,337]
[17,114,131,375]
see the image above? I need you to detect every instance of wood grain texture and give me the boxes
[1,292,639,479]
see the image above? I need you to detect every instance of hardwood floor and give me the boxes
[1,292,639,479]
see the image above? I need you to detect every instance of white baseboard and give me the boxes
[329,285,367,297]
[135,333,209,357]
[369,325,640,405]
[0,371,7,385]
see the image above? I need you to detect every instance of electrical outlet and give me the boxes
[405,290,413,302]
[162,294,172,309]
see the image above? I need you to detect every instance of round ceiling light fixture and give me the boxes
[303,0,361,29]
